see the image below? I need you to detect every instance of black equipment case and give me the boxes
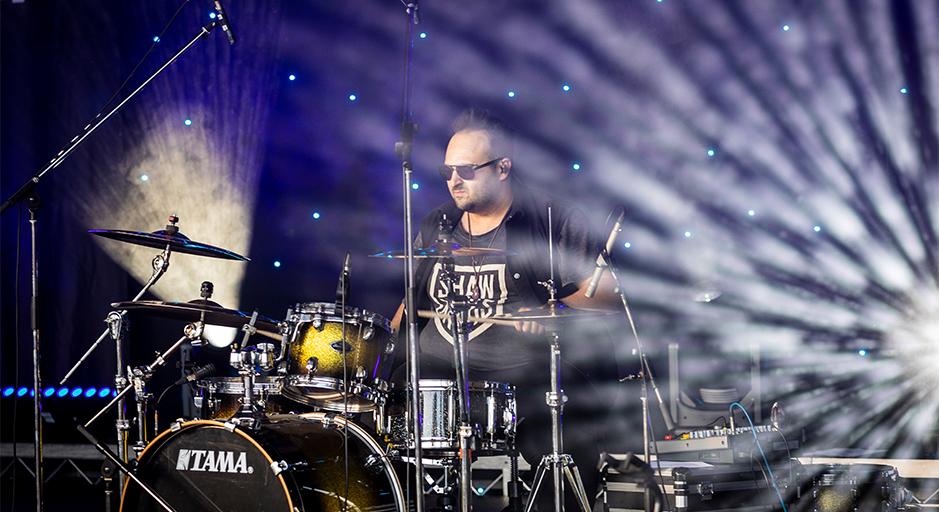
[598,457,795,512]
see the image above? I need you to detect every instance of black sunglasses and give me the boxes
[438,157,504,181]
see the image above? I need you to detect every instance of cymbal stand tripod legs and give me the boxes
[526,203,590,512]
[524,331,591,512]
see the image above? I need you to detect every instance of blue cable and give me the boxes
[730,402,789,512]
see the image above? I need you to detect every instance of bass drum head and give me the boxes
[121,414,406,512]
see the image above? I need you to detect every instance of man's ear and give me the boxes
[499,158,512,181]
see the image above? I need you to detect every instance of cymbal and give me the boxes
[488,309,618,322]
[417,308,616,327]
[90,229,248,261]
[371,242,511,259]
[112,300,281,336]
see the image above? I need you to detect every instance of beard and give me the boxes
[450,182,500,213]
[449,186,477,211]
[452,194,475,211]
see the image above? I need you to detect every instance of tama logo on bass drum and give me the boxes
[175,449,254,474]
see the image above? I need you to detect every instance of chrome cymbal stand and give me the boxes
[525,204,591,512]
[60,216,180,487]
[79,319,204,512]
[228,310,277,429]
[439,253,476,512]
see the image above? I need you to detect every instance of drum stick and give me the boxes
[416,310,518,327]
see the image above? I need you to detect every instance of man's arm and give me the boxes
[391,301,405,333]
[560,271,620,310]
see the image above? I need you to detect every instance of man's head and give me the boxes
[442,109,514,213]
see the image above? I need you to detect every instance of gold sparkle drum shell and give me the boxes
[282,302,394,413]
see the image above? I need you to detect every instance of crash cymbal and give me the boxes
[112,300,281,336]
[90,218,248,261]
[371,242,511,259]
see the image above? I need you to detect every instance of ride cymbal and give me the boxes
[371,242,511,259]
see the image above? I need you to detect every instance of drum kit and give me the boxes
[0,2,634,511]
[60,212,615,512]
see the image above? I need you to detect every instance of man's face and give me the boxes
[443,130,507,212]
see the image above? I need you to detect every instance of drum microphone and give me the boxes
[336,252,351,304]
[212,0,236,45]
[585,207,625,298]
[174,363,216,385]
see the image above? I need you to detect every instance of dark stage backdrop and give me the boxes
[2,0,938,472]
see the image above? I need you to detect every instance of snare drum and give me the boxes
[193,376,290,419]
[386,379,516,455]
[282,302,393,413]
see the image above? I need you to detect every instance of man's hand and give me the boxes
[513,306,545,335]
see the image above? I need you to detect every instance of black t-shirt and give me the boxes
[417,203,596,379]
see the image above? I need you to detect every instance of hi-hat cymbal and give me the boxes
[371,242,511,259]
[90,229,248,261]
[112,300,281,337]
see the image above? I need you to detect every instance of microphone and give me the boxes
[585,207,625,298]
[212,0,236,45]
[174,363,216,386]
[336,253,351,304]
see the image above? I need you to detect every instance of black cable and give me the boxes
[155,383,177,409]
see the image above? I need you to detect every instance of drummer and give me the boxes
[391,108,619,506]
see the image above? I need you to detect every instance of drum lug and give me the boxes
[270,460,307,476]
[170,419,184,432]
[355,366,366,380]
[363,454,384,474]
[223,420,238,432]
[363,325,375,341]
[256,343,277,371]
[305,357,318,376]
[270,460,289,476]
[320,412,337,428]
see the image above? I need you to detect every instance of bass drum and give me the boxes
[121,413,406,512]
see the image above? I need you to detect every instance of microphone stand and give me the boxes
[604,251,674,512]
[394,3,425,512]
[0,18,228,511]
[28,196,44,512]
